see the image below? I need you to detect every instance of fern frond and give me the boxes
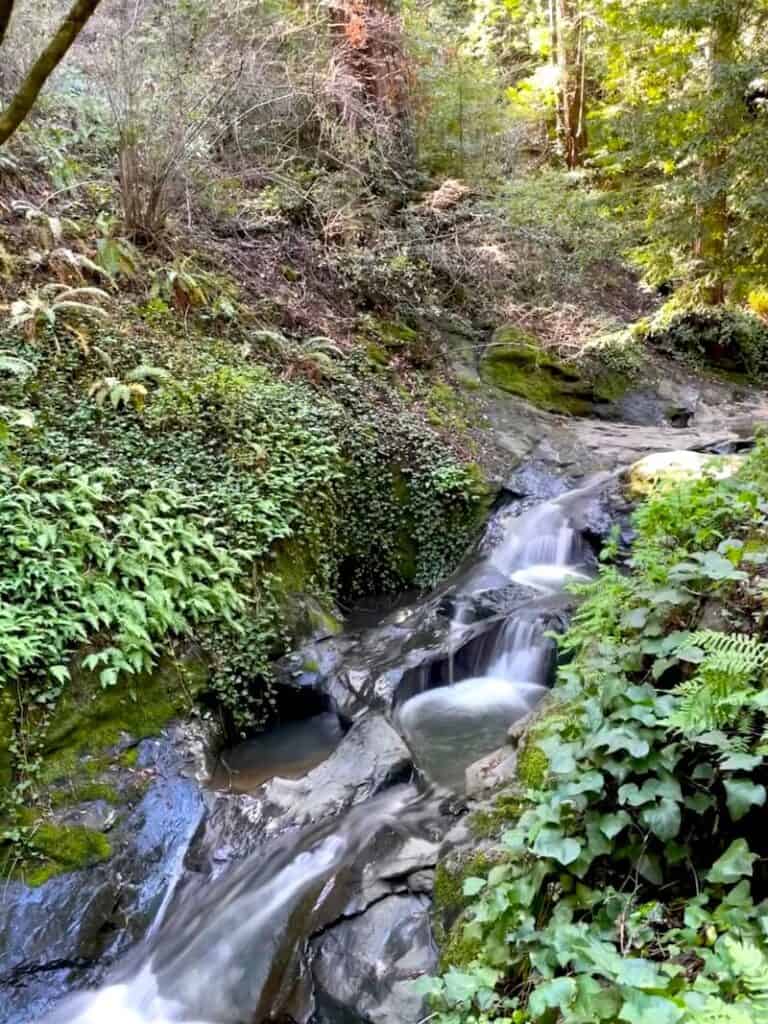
[689,631,768,678]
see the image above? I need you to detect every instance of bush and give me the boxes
[644,306,768,378]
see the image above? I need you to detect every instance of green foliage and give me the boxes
[0,455,243,806]
[9,284,111,347]
[643,307,768,377]
[426,437,768,1024]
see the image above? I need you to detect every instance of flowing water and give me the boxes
[39,478,607,1024]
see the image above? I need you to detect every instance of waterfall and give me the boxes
[41,787,432,1024]
[38,477,604,1024]
[397,487,595,792]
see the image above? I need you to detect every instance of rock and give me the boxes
[424,179,473,211]
[480,327,596,415]
[627,450,744,498]
[0,724,209,1024]
[188,713,413,868]
[311,894,437,1024]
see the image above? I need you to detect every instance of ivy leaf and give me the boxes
[619,992,683,1024]
[640,798,681,841]
[442,969,481,1005]
[622,606,648,629]
[592,727,650,758]
[720,752,764,771]
[724,778,767,822]
[599,811,632,839]
[528,977,576,1016]
[532,828,582,866]
[462,876,487,897]
[707,840,758,884]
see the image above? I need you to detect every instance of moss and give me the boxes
[371,318,420,350]
[516,739,549,790]
[433,852,495,921]
[0,691,15,791]
[5,823,112,887]
[366,342,390,367]
[38,653,207,787]
[480,326,596,415]
[440,919,483,970]
[470,793,525,839]
[120,746,140,767]
[49,781,120,809]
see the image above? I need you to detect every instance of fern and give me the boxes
[689,630,768,677]
[666,631,768,736]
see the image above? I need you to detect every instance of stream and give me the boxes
[30,471,616,1024]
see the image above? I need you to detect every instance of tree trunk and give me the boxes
[0,0,16,49]
[0,0,103,147]
[327,0,412,146]
[554,0,587,169]
[696,11,740,305]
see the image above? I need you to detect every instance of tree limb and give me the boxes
[0,0,16,49]
[0,0,103,147]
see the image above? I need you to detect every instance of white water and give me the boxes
[40,480,601,1024]
[397,485,595,791]
[42,788,424,1024]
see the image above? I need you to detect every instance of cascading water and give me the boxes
[396,482,599,793]
[40,786,436,1024]
[36,475,611,1024]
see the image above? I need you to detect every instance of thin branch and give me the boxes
[0,0,16,49]
[0,0,104,147]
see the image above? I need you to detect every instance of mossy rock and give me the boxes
[4,821,113,887]
[480,326,596,415]
[371,318,420,350]
[627,450,744,499]
[39,652,207,786]
[272,541,343,641]
[0,691,15,790]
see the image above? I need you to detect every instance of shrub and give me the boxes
[644,306,768,378]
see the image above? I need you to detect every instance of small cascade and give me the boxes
[42,787,434,1024]
[397,483,599,793]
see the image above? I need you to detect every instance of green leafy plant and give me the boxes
[9,284,111,348]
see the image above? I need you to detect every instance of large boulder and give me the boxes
[480,327,596,415]
[627,450,743,498]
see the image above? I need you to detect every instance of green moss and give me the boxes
[433,852,502,969]
[49,781,120,809]
[366,342,390,367]
[372,318,420,349]
[470,793,525,839]
[480,326,596,414]
[517,739,549,790]
[120,747,140,767]
[0,692,15,791]
[440,919,483,970]
[433,852,496,920]
[6,823,112,887]
[38,654,207,787]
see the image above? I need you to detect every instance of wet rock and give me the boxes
[0,724,209,1024]
[187,713,413,870]
[311,894,437,1024]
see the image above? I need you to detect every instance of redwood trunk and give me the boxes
[554,0,587,169]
